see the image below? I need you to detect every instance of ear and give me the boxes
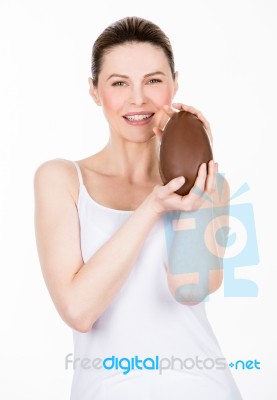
[88,77,101,106]
[173,71,179,97]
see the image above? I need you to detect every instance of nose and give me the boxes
[129,84,146,106]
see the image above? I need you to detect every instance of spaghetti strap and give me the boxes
[71,161,84,187]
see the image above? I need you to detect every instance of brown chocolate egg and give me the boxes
[159,110,213,196]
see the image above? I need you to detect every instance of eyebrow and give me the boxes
[106,71,166,81]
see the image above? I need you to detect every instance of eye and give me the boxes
[148,78,162,84]
[112,81,127,87]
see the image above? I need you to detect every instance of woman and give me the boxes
[34,16,242,400]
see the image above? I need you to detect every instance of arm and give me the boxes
[34,159,188,333]
[166,172,230,304]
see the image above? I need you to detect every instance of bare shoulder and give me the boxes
[34,158,76,181]
[34,158,79,203]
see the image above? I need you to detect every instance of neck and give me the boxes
[100,135,161,183]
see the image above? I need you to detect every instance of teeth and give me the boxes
[125,114,152,121]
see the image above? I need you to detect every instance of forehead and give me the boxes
[100,42,171,77]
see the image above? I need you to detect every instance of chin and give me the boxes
[128,132,156,144]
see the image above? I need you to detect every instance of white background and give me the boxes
[0,0,276,398]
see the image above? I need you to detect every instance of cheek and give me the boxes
[101,95,121,113]
[150,86,175,107]
[98,87,125,113]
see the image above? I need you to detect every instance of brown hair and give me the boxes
[91,16,175,86]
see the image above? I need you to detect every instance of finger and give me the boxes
[188,163,207,200]
[173,103,208,127]
[172,103,198,113]
[212,162,219,190]
[159,176,185,199]
[162,104,177,118]
[154,108,169,131]
[172,103,201,115]
[172,103,204,123]
[152,126,163,142]
[204,160,217,194]
[171,102,183,110]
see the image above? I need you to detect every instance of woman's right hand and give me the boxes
[145,159,218,216]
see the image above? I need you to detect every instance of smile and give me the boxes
[124,113,154,121]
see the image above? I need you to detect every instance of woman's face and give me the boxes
[90,42,178,143]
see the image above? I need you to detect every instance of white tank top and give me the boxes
[69,161,242,400]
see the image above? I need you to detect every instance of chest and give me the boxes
[83,172,160,211]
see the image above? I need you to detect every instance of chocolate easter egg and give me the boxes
[159,110,213,196]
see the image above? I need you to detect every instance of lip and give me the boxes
[123,111,155,126]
